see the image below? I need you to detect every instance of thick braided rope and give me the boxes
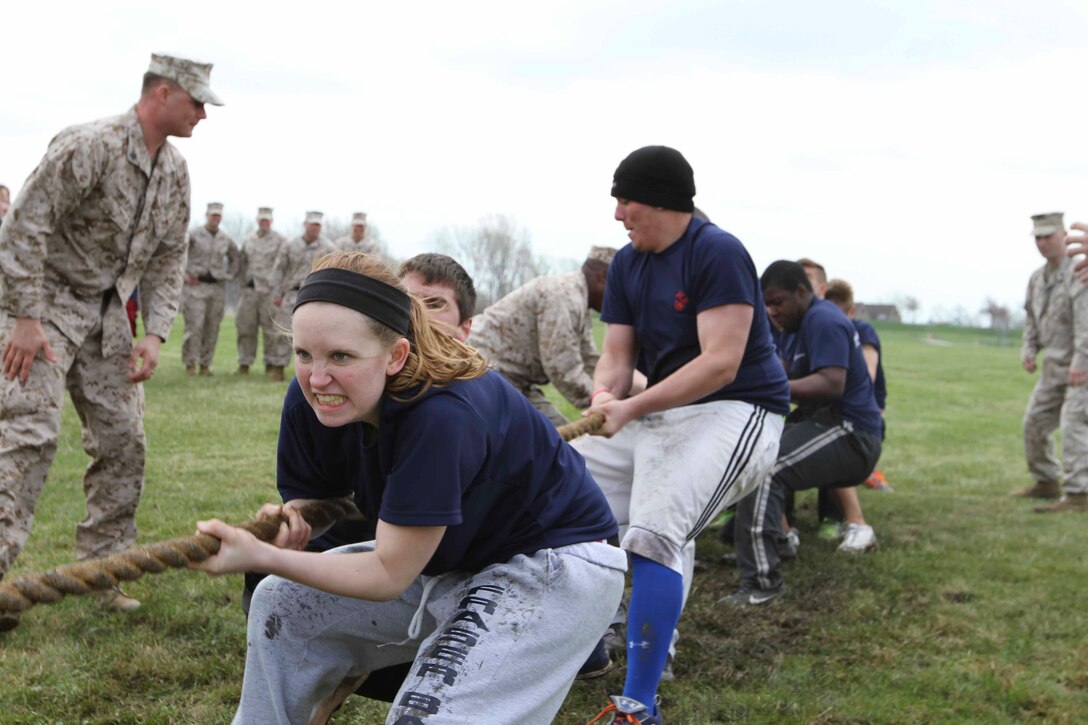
[0,416,601,629]
[557,412,603,441]
[0,497,360,622]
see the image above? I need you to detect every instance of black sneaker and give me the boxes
[577,637,615,680]
[718,582,786,607]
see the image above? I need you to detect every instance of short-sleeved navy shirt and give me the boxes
[278,380,375,550]
[773,298,883,434]
[276,372,617,576]
[853,319,887,411]
[601,217,790,414]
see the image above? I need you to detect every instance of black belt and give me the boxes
[197,273,217,284]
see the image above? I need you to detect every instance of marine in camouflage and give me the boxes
[471,271,600,426]
[180,220,238,370]
[270,232,337,336]
[1022,255,1088,494]
[236,222,289,368]
[0,105,191,576]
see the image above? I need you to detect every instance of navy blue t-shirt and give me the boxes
[601,217,790,414]
[774,298,883,434]
[278,380,376,550]
[277,372,617,577]
[853,319,887,411]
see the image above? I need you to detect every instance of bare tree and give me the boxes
[535,254,581,277]
[950,305,978,327]
[433,214,540,306]
[981,298,1010,330]
[887,294,920,324]
[981,297,1011,342]
[904,296,920,324]
[220,211,257,243]
[323,216,352,244]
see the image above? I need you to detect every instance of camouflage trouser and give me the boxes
[180,281,226,368]
[1060,385,1088,494]
[0,317,145,577]
[1023,361,1088,493]
[236,288,291,367]
[521,385,570,428]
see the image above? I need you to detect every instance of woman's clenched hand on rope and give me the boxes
[192,502,313,576]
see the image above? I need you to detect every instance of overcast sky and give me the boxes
[3,0,1087,322]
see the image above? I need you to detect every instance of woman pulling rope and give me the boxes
[191,253,625,724]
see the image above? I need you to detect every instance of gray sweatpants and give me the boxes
[234,541,626,724]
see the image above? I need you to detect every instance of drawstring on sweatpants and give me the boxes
[379,574,446,647]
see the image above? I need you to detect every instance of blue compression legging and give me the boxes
[623,553,683,712]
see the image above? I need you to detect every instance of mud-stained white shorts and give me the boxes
[571,400,783,574]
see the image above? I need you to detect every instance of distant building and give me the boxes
[856,303,901,323]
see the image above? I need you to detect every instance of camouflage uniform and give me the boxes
[334,234,381,256]
[236,228,289,367]
[1022,255,1088,494]
[180,224,238,369]
[0,107,190,575]
[270,235,337,332]
[470,271,598,426]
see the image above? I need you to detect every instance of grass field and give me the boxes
[2,319,1087,724]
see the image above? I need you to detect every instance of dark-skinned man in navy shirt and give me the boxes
[733,260,883,604]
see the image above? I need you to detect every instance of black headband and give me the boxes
[293,268,411,336]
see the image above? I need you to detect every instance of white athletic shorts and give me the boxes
[571,400,783,574]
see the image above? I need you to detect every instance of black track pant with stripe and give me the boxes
[734,418,882,591]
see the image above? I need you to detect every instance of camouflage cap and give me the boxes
[305,211,324,225]
[588,246,618,265]
[206,202,224,215]
[1031,212,1065,236]
[352,212,368,226]
[257,207,274,221]
[148,53,224,106]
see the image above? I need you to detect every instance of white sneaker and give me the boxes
[660,653,675,682]
[780,527,800,560]
[837,523,877,553]
[786,527,800,549]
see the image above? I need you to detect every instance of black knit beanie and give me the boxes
[611,146,695,212]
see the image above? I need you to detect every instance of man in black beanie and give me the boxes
[575,146,790,724]
[611,145,696,213]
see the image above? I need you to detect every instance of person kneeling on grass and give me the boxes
[194,252,626,724]
[732,261,883,605]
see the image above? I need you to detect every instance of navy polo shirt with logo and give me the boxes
[601,217,790,414]
[774,298,884,435]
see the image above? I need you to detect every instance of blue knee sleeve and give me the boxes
[624,553,683,711]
